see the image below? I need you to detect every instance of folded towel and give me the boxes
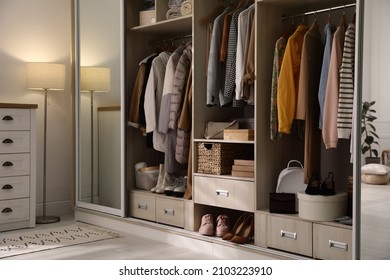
[168,0,183,8]
[180,0,192,16]
[166,7,181,20]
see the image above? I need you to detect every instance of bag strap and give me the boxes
[287,160,303,170]
[204,120,237,139]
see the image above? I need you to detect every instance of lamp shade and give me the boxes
[80,67,111,92]
[26,63,66,90]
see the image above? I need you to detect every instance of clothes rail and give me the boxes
[281,3,356,22]
[148,34,192,45]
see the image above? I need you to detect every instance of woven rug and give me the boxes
[0,223,120,259]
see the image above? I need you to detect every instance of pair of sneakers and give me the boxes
[150,167,186,197]
[198,214,230,237]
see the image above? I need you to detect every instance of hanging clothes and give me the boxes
[318,23,337,130]
[206,7,233,107]
[242,15,255,103]
[270,36,287,140]
[144,51,171,152]
[337,22,356,139]
[296,20,324,183]
[128,53,158,130]
[235,3,255,102]
[277,24,309,134]
[322,16,347,149]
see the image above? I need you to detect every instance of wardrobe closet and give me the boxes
[75,0,367,260]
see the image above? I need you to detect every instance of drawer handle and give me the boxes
[2,116,14,121]
[2,207,13,213]
[137,203,147,210]
[329,240,348,251]
[2,184,13,190]
[216,190,229,197]
[164,208,175,216]
[2,138,14,144]
[280,230,297,240]
[2,161,14,167]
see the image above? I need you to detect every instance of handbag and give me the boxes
[204,120,238,139]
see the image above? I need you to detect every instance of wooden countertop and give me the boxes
[0,103,38,109]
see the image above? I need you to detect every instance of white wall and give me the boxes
[0,0,74,216]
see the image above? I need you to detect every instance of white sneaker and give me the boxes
[173,177,187,197]
[155,172,175,194]
[151,164,164,193]
[164,176,181,196]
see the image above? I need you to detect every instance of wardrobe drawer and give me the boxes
[0,109,30,131]
[193,175,255,212]
[0,198,30,224]
[0,154,30,177]
[0,131,30,154]
[267,215,313,257]
[156,197,184,228]
[130,192,156,221]
[0,176,30,200]
[313,224,352,260]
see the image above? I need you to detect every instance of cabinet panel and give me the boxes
[156,197,184,228]
[313,224,352,260]
[0,131,30,154]
[0,109,30,131]
[0,154,30,177]
[0,198,30,224]
[0,176,30,200]
[267,215,313,257]
[130,192,156,221]
[194,175,255,212]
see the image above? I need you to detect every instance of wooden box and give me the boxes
[139,10,156,26]
[224,129,254,141]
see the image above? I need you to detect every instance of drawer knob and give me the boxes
[280,230,297,240]
[329,240,348,251]
[2,161,14,167]
[2,116,14,121]
[2,184,13,190]
[2,138,14,144]
[164,208,175,216]
[137,203,147,210]
[1,207,13,213]
[216,190,229,197]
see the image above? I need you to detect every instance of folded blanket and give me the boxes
[168,0,183,8]
[181,0,192,16]
[166,7,181,20]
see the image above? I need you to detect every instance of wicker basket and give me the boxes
[197,143,252,175]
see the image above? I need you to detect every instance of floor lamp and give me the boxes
[80,67,111,204]
[26,62,66,224]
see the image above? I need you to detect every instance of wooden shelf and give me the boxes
[130,15,192,35]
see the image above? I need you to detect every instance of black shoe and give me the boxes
[320,172,335,196]
[305,172,321,195]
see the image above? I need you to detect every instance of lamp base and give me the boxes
[36,215,61,224]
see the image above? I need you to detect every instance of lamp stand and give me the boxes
[90,91,94,204]
[36,88,61,224]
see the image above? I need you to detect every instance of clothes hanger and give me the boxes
[328,8,332,24]
[199,0,232,25]
[339,6,347,28]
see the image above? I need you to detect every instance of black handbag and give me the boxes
[269,193,296,214]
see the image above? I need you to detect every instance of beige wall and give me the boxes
[0,0,74,215]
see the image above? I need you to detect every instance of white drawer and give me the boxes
[267,215,313,257]
[0,109,30,131]
[0,131,30,154]
[156,197,184,228]
[0,198,30,224]
[0,176,30,200]
[0,154,30,177]
[313,224,352,260]
[194,175,255,212]
[130,192,156,221]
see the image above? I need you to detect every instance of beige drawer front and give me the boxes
[0,131,30,154]
[0,176,30,199]
[130,192,156,221]
[0,154,30,177]
[313,224,352,260]
[267,215,313,257]
[194,175,255,212]
[0,198,30,224]
[156,197,184,228]
[0,109,30,131]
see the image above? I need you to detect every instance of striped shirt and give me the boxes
[337,23,356,139]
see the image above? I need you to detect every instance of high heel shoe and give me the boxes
[222,213,248,241]
[305,172,321,195]
[320,172,335,196]
[230,215,254,244]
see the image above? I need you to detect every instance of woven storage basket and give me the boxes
[197,143,252,175]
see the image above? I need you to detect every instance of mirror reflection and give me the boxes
[77,0,122,209]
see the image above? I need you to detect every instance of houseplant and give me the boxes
[361,101,380,164]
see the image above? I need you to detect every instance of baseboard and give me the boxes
[74,208,306,260]
[36,200,74,217]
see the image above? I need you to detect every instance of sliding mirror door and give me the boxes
[75,0,125,216]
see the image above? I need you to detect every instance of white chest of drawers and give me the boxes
[0,104,37,232]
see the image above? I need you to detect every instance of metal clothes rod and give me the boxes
[148,34,192,45]
[281,3,356,22]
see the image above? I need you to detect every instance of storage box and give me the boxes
[269,193,296,214]
[231,170,254,178]
[297,191,348,222]
[224,129,254,141]
[139,10,156,26]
